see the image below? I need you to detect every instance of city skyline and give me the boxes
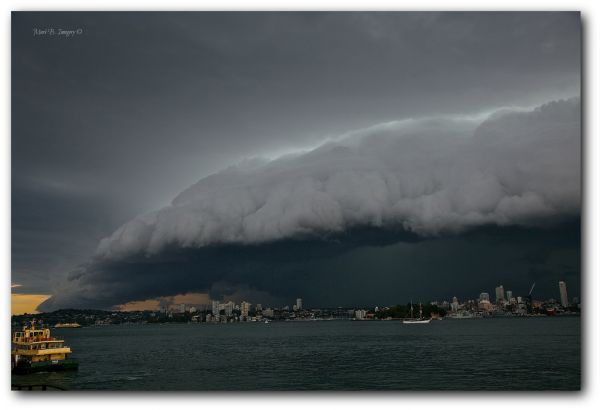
[184,280,576,310]
[83,280,580,315]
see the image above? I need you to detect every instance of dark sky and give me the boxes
[11,12,581,309]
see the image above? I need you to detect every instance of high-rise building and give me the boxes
[479,292,490,302]
[224,301,234,317]
[179,303,186,313]
[241,301,251,319]
[506,290,513,301]
[559,281,569,308]
[296,298,303,310]
[212,300,220,321]
[495,285,505,303]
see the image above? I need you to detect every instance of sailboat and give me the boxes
[402,301,432,324]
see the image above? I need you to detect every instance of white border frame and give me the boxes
[2,1,596,409]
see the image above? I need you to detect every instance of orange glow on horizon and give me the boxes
[11,294,52,315]
[115,292,211,311]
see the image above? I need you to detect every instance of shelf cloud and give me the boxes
[38,97,581,311]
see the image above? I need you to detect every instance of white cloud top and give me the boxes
[96,98,580,261]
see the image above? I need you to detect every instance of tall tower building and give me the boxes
[495,285,505,303]
[296,298,303,311]
[212,300,220,321]
[559,281,569,308]
[506,290,513,301]
[479,292,490,302]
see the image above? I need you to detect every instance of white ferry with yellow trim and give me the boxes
[11,320,79,374]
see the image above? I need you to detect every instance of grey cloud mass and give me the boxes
[39,97,580,310]
[97,99,580,258]
[11,12,581,308]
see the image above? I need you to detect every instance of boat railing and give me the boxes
[12,336,58,343]
[12,384,67,391]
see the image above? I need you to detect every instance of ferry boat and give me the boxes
[11,320,79,374]
[402,302,432,324]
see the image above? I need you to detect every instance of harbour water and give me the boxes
[12,317,580,391]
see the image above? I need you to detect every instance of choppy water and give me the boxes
[12,317,580,391]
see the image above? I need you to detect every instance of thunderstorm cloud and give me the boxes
[38,97,581,311]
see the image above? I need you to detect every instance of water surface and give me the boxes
[12,317,580,391]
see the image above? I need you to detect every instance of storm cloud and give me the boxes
[39,97,581,310]
[97,98,580,256]
[11,12,581,309]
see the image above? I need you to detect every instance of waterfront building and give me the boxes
[478,299,493,312]
[495,285,505,303]
[355,309,367,320]
[241,301,251,319]
[296,298,303,310]
[479,292,490,302]
[179,303,186,313]
[559,281,569,308]
[451,297,459,312]
[506,290,513,301]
